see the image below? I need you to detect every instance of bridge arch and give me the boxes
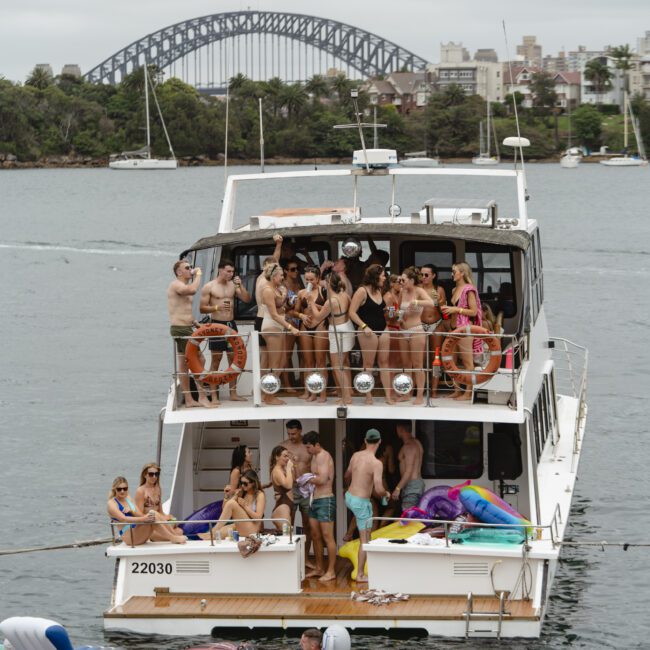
[84,10,429,87]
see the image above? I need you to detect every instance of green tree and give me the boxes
[529,71,558,115]
[25,66,53,90]
[305,74,330,103]
[279,83,308,117]
[584,59,612,106]
[572,104,602,149]
[610,44,633,93]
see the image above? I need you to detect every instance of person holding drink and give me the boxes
[200,258,251,404]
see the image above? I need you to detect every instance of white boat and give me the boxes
[400,151,440,167]
[109,64,177,170]
[103,155,587,639]
[560,147,582,169]
[600,92,648,167]
[472,99,500,165]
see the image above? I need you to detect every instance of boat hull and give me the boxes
[560,155,581,169]
[599,157,648,167]
[471,156,499,166]
[400,157,440,167]
[109,159,178,170]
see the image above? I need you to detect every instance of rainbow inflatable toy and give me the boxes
[448,481,532,533]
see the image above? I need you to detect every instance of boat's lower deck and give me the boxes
[104,558,540,638]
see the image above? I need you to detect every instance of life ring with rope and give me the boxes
[185,323,247,385]
[440,325,502,386]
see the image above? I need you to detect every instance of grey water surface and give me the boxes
[0,163,649,648]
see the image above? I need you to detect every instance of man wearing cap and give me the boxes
[344,428,391,583]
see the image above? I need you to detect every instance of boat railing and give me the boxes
[110,517,293,548]
[549,337,588,459]
[171,329,524,409]
[369,515,562,549]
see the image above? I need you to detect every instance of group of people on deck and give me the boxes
[167,233,503,406]
[107,419,425,585]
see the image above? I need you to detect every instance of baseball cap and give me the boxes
[365,428,381,443]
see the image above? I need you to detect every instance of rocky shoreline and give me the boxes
[0,152,612,169]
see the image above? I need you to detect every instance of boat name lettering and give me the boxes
[131,561,173,575]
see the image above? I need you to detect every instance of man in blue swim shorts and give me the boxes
[344,428,391,583]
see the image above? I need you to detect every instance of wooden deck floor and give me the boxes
[107,559,536,622]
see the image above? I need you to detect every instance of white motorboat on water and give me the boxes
[103,144,587,639]
[400,151,440,167]
[560,146,583,169]
[109,64,177,170]
[472,99,500,165]
[600,92,648,167]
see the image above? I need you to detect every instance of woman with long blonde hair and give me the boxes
[135,463,184,536]
[441,262,482,401]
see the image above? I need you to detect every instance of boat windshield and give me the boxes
[229,170,521,229]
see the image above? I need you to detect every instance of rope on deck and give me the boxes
[0,537,112,556]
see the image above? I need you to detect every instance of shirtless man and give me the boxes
[200,258,251,404]
[281,419,312,562]
[420,264,448,397]
[303,431,337,582]
[391,421,425,510]
[344,428,391,583]
[167,260,211,408]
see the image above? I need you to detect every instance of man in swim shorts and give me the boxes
[303,431,337,582]
[200,258,251,405]
[392,420,425,510]
[344,428,391,583]
[281,419,313,562]
[167,260,211,408]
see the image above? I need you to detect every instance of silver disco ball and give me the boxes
[305,372,326,394]
[353,372,375,394]
[341,238,362,258]
[393,373,413,395]
[260,373,281,395]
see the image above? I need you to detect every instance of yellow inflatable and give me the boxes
[338,521,425,580]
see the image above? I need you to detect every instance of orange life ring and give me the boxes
[440,325,502,386]
[185,323,247,385]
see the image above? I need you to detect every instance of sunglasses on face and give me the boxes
[240,480,251,487]
[288,267,298,272]
[421,273,431,278]
[116,486,128,492]
[148,471,160,477]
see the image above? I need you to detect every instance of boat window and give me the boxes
[532,402,542,462]
[416,421,483,479]
[188,247,220,320]
[465,243,516,298]
[399,240,455,293]
[233,241,330,319]
[545,373,557,432]
[337,239,391,276]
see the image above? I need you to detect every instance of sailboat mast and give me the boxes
[623,93,628,155]
[144,64,151,159]
[486,100,491,158]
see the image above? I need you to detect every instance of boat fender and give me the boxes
[186,323,248,385]
[441,325,501,385]
[322,624,351,650]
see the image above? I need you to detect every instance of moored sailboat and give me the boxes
[109,64,177,170]
[472,99,500,165]
[600,92,648,167]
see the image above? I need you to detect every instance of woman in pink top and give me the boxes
[441,262,482,401]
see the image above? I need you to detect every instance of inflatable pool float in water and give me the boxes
[0,617,101,650]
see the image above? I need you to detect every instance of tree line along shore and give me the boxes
[1,67,649,167]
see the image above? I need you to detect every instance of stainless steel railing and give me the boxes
[170,328,524,409]
[110,516,293,548]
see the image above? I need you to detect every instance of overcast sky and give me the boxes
[1,0,649,82]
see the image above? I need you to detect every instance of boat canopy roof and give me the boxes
[185,222,531,254]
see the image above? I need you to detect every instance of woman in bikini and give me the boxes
[281,257,304,393]
[261,263,300,405]
[210,469,266,538]
[135,463,184,536]
[398,266,434,405]
[308,271,354,405]
[296,266,329,402]
[224,444,253,499]
[270,446,294,533]
[107,476,186,545]
[349,264,392,404]
[419,264,448,397]
[383,274,404,402]
[441,262,482,401]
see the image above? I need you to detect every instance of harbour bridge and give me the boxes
[84,10,429,93]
